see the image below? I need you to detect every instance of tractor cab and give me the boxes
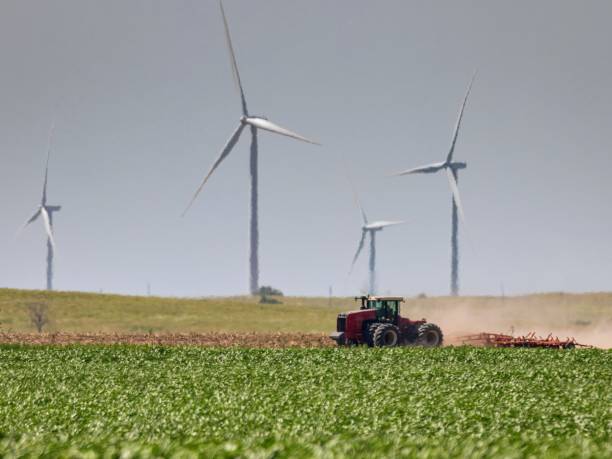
[356,296,403,323]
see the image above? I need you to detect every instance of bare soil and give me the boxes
[0,332,335,348]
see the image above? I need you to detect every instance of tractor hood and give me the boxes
[344,308,376,333]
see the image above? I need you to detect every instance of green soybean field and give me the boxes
[0,345,610,458]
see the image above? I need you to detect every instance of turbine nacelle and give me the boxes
[240,115,270,125]
[241,115,269,122]
[449,161,467,171]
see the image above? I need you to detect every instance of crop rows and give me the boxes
[0,345,609,458]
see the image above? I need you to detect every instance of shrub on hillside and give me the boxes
[258,286,283,304]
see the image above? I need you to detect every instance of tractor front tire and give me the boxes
[366,323,382,347]
[373,324,400,347]
[417,323,444,347]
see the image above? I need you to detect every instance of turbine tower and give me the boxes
[183,1,319,295]
[393,74,475,296]
[20,149,61,291]
[348,184,404,295]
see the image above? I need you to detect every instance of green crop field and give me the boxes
[0,345,609,458]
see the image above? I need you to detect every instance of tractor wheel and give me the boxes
[417,323,444,347]
[373,324,400,347]
[366,323,382,347]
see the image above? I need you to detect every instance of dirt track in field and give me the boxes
[0,332,335,348]
[0,332,594,348]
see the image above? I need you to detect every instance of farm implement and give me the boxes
[460,332,593,349]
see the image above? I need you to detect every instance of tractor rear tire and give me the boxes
[373,324,400,347]
[366,323,382,347]
[417,323,443,347]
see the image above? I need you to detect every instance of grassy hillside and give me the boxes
[0,289,610,346]
[0,289,341,334]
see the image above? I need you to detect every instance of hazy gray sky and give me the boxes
[2,0,612,297]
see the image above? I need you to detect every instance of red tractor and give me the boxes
[330,296,443,347]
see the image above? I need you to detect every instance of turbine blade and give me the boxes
[349,230,367,275]
[343,169,368,225]
[446,168,466,224]
[40,207,56,249]
[17,208,42,236]
[356,196,368,226]
[182,124,245,216]
[220,0,248,116]
[392,162,446,176]
[366,220,405,229]
[446,71,476,164]
[42,154,49,205]
[245,118,320,145]
[42,121,55,205]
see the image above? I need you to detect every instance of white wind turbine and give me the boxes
[183,0,320,295]
[393,73,476,296]
[19,129,61,291]
[348,178,404,295]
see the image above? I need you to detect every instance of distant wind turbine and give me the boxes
[183,0,320,295]
[393,73,476,296]
[20,128,61,291]
[348,178,404,295]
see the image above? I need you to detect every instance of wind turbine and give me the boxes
[183,0,319,295]
[393,74,476,296]
[348,180,404,295]
[20,136,61,291]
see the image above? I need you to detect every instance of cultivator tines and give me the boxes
[460,332,593,349]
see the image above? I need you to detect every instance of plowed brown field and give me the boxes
[0,332,334,348]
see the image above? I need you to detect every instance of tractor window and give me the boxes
[384,301,398,318]
[372,300,398,321]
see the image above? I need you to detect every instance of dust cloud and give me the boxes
[402,294,612,349]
